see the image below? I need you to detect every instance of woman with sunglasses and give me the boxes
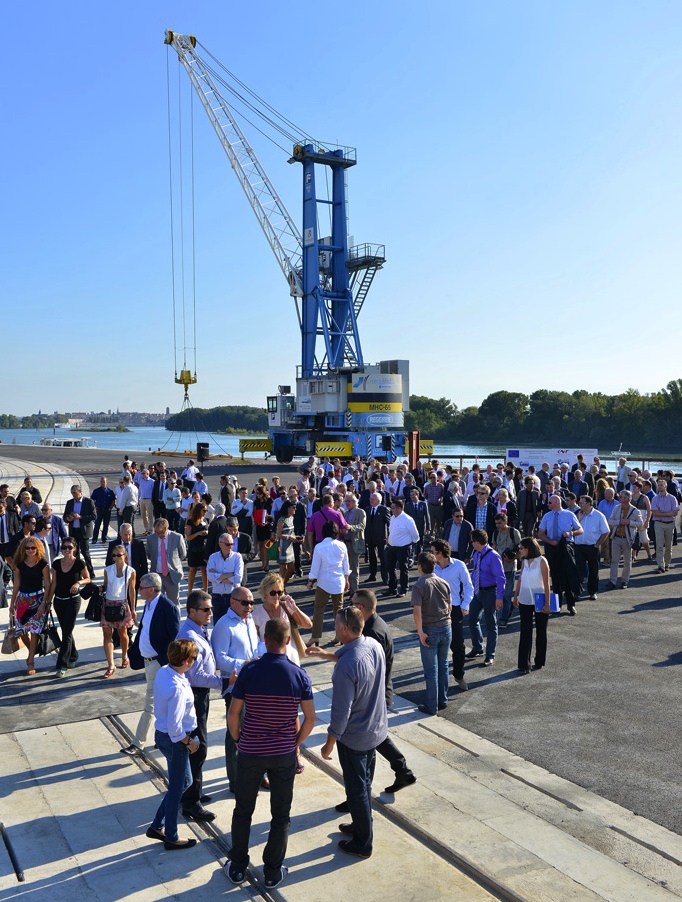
[253,573,311,667]
[48,539,90,677]
[9,536,51,674]
[185,502,209,593]
[101,544,136,677]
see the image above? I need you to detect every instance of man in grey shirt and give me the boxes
[321,606,388,859]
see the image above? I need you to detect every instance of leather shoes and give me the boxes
[338,839,372,858]
[338,822,355,835]
[182,804,216,822]
[164,838,197,851]
[417,704,436,716]
[260,777,271,790]
[200,794,212,803]
[335,800,350,813]
[384,773,417,794]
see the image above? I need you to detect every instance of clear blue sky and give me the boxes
[2,1,681,417]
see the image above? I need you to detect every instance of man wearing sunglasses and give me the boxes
[176,589,222,823]
[211,586,262,794]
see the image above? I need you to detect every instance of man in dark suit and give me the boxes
[464,485,497,539]
[63,484,96,578]
[121,573,181,756]
[224,516,256,585]
[516,477,541,537]
[366,492,390,584]
[405,488,430,559]
[107,523,149,604]
[152,470,169,520]
[287,486,307,576]
[570,471,589,500]
[205,504,228,559]
[40,502,68,559]
[20,476,42,504]
[443,509,474,562]
[0,500,21,562]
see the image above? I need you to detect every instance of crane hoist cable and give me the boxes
[166,50,198,401]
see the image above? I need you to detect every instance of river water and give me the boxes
[0,427,675,471]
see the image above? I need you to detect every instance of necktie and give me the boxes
[552,511,560,541]
[0,518,5,543]
[473,555,480,594]
[202,626,209,640]
[160,537,169,576]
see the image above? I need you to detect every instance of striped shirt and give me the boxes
[232,653,313,756]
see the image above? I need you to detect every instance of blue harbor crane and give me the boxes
[165,31,413,463]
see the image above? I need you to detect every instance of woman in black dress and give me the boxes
[185,502,209,593]
[253,484,273,572]
[47,539,91,678]
[9,536,51,675]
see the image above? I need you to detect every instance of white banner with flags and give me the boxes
[506,447,599,471]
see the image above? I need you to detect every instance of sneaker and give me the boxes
[395,591,407,598]
[264,866,288,889]
[225,862,245,884]
[381,589,397,597]
[465,649,484,659]
[482,657,494,667]
[56,669,66,678]
[589,594,597,600]
[120,744,142,757]
[499,620,508,628]
[455,678,468,691]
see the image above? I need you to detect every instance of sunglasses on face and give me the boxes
[236,599,253,606]
[268,590,283,597]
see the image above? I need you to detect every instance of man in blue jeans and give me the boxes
[225,618,315,889]
[411,551,452,715]
[321,606,388,859]
[465,529,506,667]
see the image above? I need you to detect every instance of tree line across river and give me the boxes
[162,381,682,450]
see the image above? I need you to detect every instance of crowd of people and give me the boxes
[2,450,679,882]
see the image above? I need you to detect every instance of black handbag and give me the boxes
[104,602,128,622]
[37,613,62,656]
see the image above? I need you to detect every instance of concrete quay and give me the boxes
[0,453,681,900]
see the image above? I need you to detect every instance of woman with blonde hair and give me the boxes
[9,536,51,675]
[253,572,311,667]
[101,544,136,678]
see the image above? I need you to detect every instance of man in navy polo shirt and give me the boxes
[225,618,315,890]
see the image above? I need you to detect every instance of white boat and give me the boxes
[39,436,96,448]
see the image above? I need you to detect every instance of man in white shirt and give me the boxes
[382,498,420,599]
[118,475,139,530]
[574,496,610,600]
[207,533,244,622]
[136,467,156,535]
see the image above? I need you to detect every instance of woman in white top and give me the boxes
[513,537,550,674]
[252,573,312,667]
[101,544,136,678]
[147,638,200,849]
